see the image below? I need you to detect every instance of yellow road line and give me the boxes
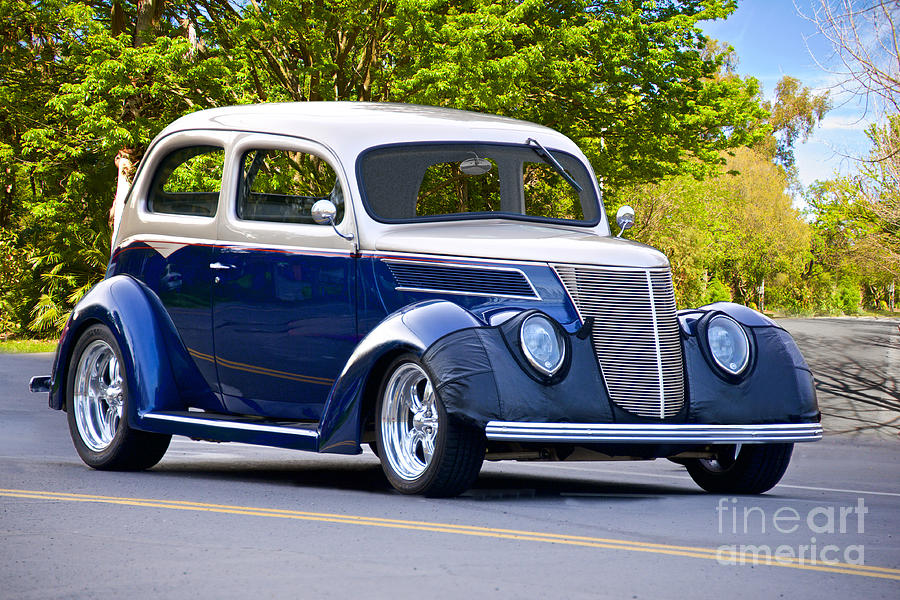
[2,488,898,580]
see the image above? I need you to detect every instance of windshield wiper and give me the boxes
[526,137,583,192]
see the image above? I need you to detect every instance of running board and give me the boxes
[141,411,319,452]
[484,422,824,444]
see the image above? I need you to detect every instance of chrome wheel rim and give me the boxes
[380,363,439,481]
[73,340,124,452]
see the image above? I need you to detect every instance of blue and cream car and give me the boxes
[31,103,822,496]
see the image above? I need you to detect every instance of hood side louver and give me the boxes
[385,260,539,300]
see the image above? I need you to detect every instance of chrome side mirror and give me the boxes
[615,205,635,238]
[311,199,354,241]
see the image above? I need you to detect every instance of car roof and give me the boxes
[156,102,581,158]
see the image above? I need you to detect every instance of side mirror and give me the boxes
[311,199,354,241]
[311,199,337,225]
[615,205,635,238]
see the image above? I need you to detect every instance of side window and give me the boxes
[148,146,224,216]
[238,149,344,224]
[523,162,584,220]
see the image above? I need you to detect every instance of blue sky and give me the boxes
[702,0,874,189]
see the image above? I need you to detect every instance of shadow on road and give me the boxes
[142,459,702,501]
[782,319,900,440]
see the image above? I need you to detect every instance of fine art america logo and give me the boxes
[715,497,867,566]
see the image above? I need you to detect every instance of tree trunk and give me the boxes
[134,0,165,47]
[111,0,126,37]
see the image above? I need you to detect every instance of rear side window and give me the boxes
[148,146,224,216]
[237,149,344,225]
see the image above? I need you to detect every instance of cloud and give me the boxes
[817,113,873,131]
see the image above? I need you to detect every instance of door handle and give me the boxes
[209,262,235,270]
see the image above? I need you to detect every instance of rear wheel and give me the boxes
[685,443,793,494]
[376,355,484,497]
[66,324,170,470]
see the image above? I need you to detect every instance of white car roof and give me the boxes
[156,102,582,158]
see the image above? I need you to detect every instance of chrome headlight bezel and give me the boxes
[700,313,752,379]
[518,313,567,378]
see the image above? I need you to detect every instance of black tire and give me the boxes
[66,324,171,470]
[684,443,793,494]
[375,354,485,497]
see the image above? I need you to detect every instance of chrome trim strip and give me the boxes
[645,270,665,419]
[143,413,319,438]
[384,258,542,300]
[363,250,550,268]
[483,421,823,444]
[117,235,356,257]
[393,286,540,301]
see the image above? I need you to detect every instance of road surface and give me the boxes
[1,318,897,599]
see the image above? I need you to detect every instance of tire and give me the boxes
[66,324,171,470]
[375,354,485,497]
[685,443,793,494]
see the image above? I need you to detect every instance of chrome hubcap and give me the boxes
[381,363,439,481]
[73,340,124,452]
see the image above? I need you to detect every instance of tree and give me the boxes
[805,0,899,119]
[197,0,768,190]
[617,147,812,308]
[761,75,831,171]
[0,0,774,336]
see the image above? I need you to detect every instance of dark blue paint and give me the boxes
[51,236,817,459]
[49,275,218,421]
[108,241,221,407]
[369,256,580,331]
[212,245,357,419]
[317,300,484,454]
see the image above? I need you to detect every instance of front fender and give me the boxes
[317,300,482,453]
[679,302,820,424]
[49,275,216,426]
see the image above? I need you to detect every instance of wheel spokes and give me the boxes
[381,362,441,481]
[73,339,125,452]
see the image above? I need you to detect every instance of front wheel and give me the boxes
[375,355,485,497]
[684,443,793,494]
[66,324,171,470]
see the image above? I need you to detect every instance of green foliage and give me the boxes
[619,147,811,309]
[836,280,861,315]
[0,0,884,336]
[704,279,732,304]
[762,76,831,170]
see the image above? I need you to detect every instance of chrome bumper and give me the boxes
[483,422,823,444]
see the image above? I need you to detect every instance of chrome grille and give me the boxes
[554,265,684,418]
[385,260,539,300]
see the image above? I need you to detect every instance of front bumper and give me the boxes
[484,421,823,444]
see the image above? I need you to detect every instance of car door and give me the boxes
[212,135,357,420]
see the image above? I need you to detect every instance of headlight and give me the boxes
[520,314,565,376]
[706,315,750,376]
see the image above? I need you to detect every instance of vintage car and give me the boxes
[30,103,822,497]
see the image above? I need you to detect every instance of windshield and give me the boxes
[359,143,601,225]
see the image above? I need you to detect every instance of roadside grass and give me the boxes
[0,339,56,354]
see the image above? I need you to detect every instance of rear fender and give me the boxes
[49,275,216,426]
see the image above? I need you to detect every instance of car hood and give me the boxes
[372,221,670,269]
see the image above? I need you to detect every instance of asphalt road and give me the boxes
[1,318,898,599]
[779,318,900,440]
